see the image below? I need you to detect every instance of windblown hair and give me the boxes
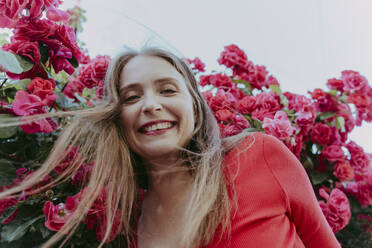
[0,47,251,248]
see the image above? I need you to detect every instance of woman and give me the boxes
[0,48,340,248]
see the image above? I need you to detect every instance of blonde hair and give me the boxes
[0,47,251,247]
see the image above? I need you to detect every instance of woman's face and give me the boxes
[119,55,195,163]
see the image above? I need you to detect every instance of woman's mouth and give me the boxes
[138,121,177,135]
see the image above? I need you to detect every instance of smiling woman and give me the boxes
[0,47,341,248]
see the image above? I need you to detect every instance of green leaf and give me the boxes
[67,56,79,68]
[0,50,33,74]
[310,171,328,185]
[336,116,346,132]
[328,89,338,97]
[269,84,282,95]
[0,205,17,223]
[1,215,43,242]
[0,114,18,139]
[38,42,49,64]
[318,112,335,121]
[0,159,16,186]
[234,79,252,92]
[54,91,74,109]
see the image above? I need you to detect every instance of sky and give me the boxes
[60,0,371,151]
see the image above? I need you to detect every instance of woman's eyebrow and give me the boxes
[119,77,180,94]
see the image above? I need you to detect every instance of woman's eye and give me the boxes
[161,89,176,94]
[124,95,139,102]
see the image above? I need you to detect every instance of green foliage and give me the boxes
[0,51,34,74]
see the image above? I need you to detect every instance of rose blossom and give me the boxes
[43,196,79,231]
[326,78,345,92]
[215,109,234,122]
[238,95,257,114]
[2,40,41,63]
[63,78,85,101]
[218,44,247,69]
[78,55,110,89]
[341,70,369,94]
[295,111,315,135]
[0,0,29,27]
[310,122,332,146]
[208,89,238,112]
[27,77,57,106]
[308,88,339,112]
[54,146,80,174]
[318,188,351,233]
[333,161,354,181]
[186,57,205,72]
[12,90,57,134]
[222,115,250,137]
[262,111,295,140]
[347,94,371,111]
[321,145,346,162]
[349,151,371,180]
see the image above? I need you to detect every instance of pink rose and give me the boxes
[27,77,57,106]
[186,57,205,72]
[96,80,104,100]
[265,75,279,86]
[349,151,371,179]
[215,109,234,122]
[284,92,315,113]
[12,90,57,134]
[54,24,83,63]
[218,44,247,69]
[13,17,58,42]
[319,188,351,233]
[295,111,315,135]
[347,94,370,111]
[78,55,110,89]
[46,6,70,22]
[333,161,354,181]
[262,111,295,140]
[0,0,28,27]
[63,78,85,101]
[43,196,78,231]
[321,145,346,162]
[200,73,234,89]
[208,89,238,112]
[310,123,332,146]
[341,70,369,94]
[326,78,345,92]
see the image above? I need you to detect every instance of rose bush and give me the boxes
[0,6,371,248]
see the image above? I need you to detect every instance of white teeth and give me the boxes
[143,122,173,132]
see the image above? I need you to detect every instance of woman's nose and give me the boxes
[141,95,162,113]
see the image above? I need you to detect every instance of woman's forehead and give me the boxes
[120,55,185,86]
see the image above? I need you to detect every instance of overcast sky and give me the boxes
[61,0,372,151]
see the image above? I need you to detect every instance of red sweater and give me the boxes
[205,132,341,247]
[134,133,341,247]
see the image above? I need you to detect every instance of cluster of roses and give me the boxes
[43,147,121,243]
[0,1,111,134]
[63,55,110,102]
[188,44,372,233]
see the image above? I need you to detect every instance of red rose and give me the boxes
[295,111,315,135]
[238,95,257,114]
[308,88,338,112]
[96,80,104,100]
[222,115,250,137]
[326,78,345,92]
[319,188,351,233]
[46,6,70,22]
[284,92,315,113]
[218,44,247,69]
[54,146,80,174]
[13,17,58,42]
[43,196,78,231]
[265,75,279,86]
[310,123,332,146]
[27,77,57,106]
[2,40,41,63]
[333,161,354,181]
[341,70,369,94]
[321,145,346,162]
[186,57,205,72]
[63,78,85,101]
[355,174,372,206]
[54,24,83,63]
